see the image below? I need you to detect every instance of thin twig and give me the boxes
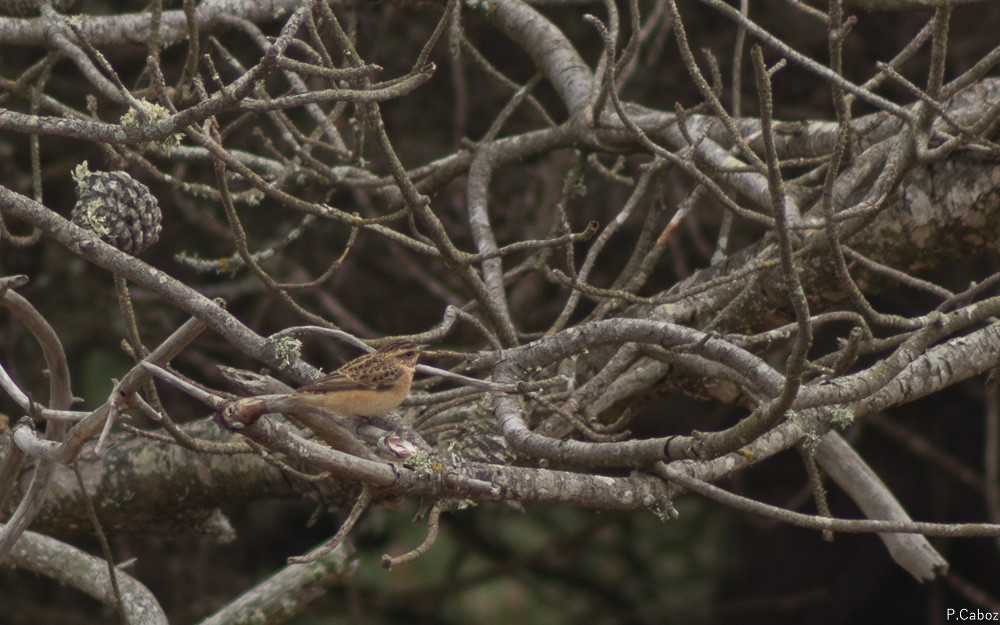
[288,486,374,564]
[74,463,128,625]
[381,503,442,569]
[660,463,1000,538]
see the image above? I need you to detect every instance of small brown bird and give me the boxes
[288,340,424,418]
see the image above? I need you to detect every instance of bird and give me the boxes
[287,340,424,419]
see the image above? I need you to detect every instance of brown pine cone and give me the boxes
[71,162,162,256]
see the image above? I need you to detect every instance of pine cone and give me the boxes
[71,162,162,255]
[0,0,75,16]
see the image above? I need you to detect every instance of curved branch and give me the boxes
[487,0,594,114]
[0,285,73,560]
[0,0,312,48]
[198,539,352,625]
[9,530,167,624]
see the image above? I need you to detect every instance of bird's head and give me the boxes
[376,340,425,367]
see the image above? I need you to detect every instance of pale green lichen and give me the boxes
[74,201,109,236]
[829,405,855,430]
[272,336,302,369]
[71,162,110,236]
[408,451,444,478]
[72,160,86,182]
[646,495,678,523]
[800,432,822,453]
[244,190,264,207]
[121,100,184,150]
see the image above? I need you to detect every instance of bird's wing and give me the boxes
[295,368,399,393]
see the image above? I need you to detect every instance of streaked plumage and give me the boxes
[289,340,423,417]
